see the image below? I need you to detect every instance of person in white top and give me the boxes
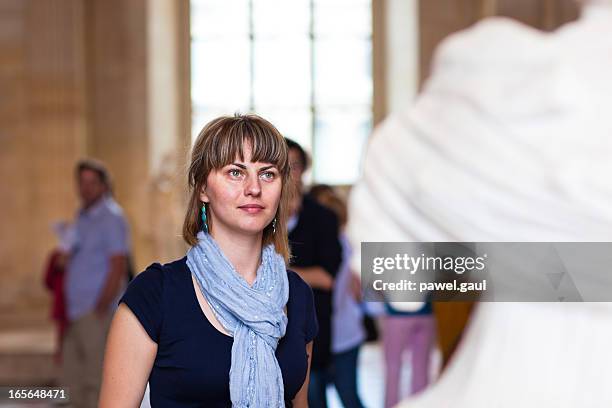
[348,1,612,407]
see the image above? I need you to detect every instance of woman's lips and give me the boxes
[239,204,264,214]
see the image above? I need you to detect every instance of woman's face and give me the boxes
[200,142,282,238]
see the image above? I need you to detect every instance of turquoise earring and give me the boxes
[201,203,208,233]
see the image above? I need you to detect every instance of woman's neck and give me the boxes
[210,228,262,286]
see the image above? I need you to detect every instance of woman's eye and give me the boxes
[229,169,242,178]
[260,171,275,180]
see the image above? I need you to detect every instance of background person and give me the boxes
[285,139,343,408]
[310,184,366,408]
[63,159,130,408]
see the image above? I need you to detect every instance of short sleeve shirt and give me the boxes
[66,196,130,321]
[120,257,318,407]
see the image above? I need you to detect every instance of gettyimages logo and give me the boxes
[361,243,610,302]
[372,253,487,275]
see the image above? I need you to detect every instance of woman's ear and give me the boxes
[199,184,209,203]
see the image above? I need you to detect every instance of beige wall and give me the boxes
[83,0,189,270]
[0,0,188,316]
[0,0,87,311]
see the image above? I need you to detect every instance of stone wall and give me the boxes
[0,0,189,316]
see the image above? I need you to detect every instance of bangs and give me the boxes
[201,115,289,173]
[184,113,293,260]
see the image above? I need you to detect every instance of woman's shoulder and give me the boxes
[160,256,188,274]
[127,257,188,292]
[120,258,187,344]
[141,256,187,275]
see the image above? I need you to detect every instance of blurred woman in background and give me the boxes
[311,184,366,408]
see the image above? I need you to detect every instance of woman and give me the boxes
[99,114,317,407]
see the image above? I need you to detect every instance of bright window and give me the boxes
[191,0,372,184]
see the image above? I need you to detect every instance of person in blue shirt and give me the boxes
[100,114,318,408]
[62,159,130,408]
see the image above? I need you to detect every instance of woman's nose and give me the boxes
[244,173,262,196]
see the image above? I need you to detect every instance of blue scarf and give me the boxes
[186,231,289,407]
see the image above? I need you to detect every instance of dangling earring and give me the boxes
[201,203,208,233]
[272,217,277,234]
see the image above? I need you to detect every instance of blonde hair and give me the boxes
[183,114,292,263]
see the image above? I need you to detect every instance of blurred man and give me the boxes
[349,1,612,407]
[62,159,130,408]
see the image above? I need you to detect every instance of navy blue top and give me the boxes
[288,195,342,370]
[120,257,318,407]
